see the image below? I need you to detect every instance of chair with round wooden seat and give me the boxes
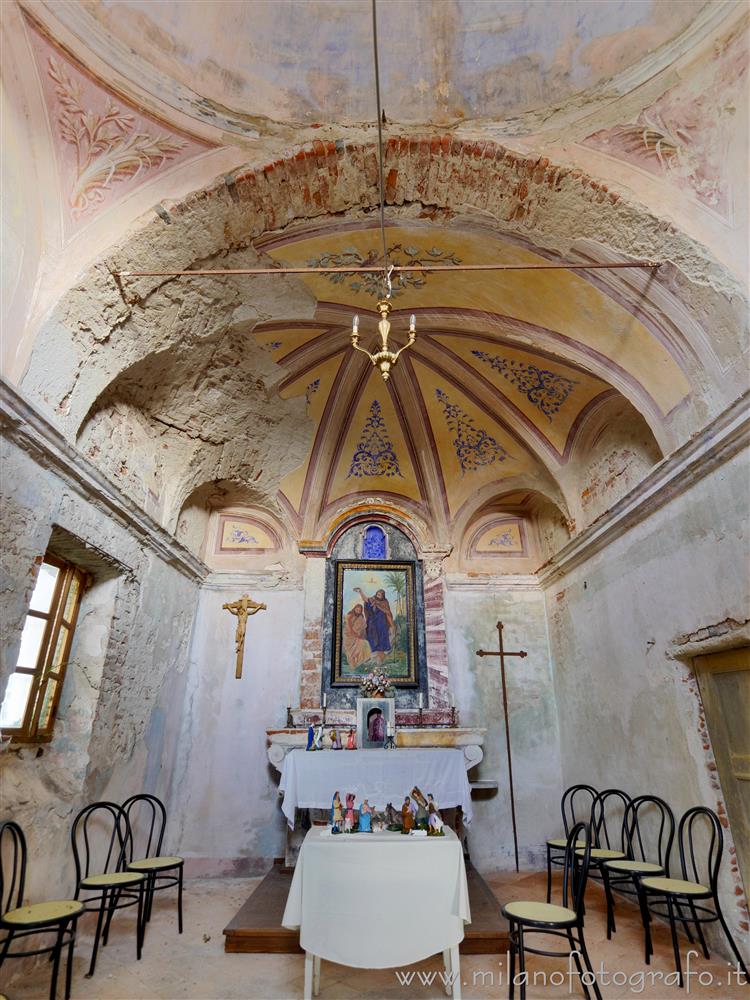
[504,822,600,1000]
[122,793,184,933]
[574,788,629,936]
[640,806,749,988]
[71,801,146,978]
[0,821,84,1000]
[601,794,674,941]
[545,784,597,903]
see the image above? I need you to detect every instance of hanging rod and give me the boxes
[117,261,660,277]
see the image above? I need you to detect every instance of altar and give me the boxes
[278,747,474,826]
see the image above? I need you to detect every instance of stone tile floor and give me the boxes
[4,872,748,999]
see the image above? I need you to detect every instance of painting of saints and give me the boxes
[367,707,385,743]
[343,604,371,668]
[354,586,394,665]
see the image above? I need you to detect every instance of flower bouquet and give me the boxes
[360,670,392,698]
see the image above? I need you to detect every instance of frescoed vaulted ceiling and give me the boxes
[250,223,679,536]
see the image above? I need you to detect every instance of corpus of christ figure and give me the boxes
[222,594,267,678]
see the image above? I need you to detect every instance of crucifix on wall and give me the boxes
[222,594,267,679]
[476,620,527,872]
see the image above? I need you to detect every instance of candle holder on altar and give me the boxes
[286,705,294,728]
[418,707,423,727]
[450,705,457,728]
[384,731,396,750]
[322,705,328,727]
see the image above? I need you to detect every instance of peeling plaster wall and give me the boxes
[0,432,200,901]
[445,585,562,872]
[169,583,303,875]
[546,447,750,953]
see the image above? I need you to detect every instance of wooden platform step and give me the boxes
[223,860,508,954]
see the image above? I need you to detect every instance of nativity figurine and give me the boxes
[401,796,414,834]
[330,791,344,833]
[344,793,356,832]
[306,724,315,751]
[358,799,373,832]
[427,801,445,836]
[346,728,356,750]
[330,728,342,750]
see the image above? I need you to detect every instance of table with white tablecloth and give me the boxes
[282,825,470,995]
[278,748,473,828]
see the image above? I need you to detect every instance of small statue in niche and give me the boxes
[428,802,445,836]
[359,799,373,833]
[330,728,342,750]
[331,791,344,833]
[344,793,356,832]
[306,724,315,751]
[346,728,356,750]
[401,796,414,834]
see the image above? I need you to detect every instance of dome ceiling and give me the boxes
[45,0,707,127]
[249,223,681,534]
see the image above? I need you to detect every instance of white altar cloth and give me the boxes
[278,748,473,827]
[282,826,471,968]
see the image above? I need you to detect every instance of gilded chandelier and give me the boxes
[350,295,416,382]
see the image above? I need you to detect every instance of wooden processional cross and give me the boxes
[476,621,527,872]
[222,594,267,679]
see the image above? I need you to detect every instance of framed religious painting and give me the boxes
[331,561,418,686]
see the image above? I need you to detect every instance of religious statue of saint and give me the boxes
[367,708,385,743]
[353,587,394,665]
[222,594,267,678]
[343,604,372,668]
[359,799,373,833]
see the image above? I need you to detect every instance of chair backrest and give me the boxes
[561,821,591,917]
[591,788,631,851]
[71,802,130,885]
[121,794,167,863]
[678,806,723,891]
[623,795,675,872]
[561,784,598,835]
[0,821,27,916]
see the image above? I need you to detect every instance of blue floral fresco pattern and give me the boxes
[347,401,403,479]
[471,351,578,420]
[300,244,461,297]
[435,389,509,472]
[229,527,259,545]
[489,530,515,547]
[306,378,320,404]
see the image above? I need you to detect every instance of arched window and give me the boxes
[361,524,387,560]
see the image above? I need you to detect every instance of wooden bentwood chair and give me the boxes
[71,801,146,977]
[640,806,749,988]
[0,821,84,1000]
[503,822,601,1000]
[545,784,597,903]
[122,793,184,933]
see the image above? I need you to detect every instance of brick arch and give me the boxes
[22,135,738,452]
